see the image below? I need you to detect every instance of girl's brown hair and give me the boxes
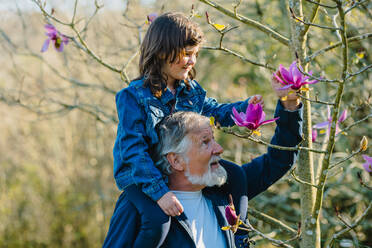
[138,12,204,98]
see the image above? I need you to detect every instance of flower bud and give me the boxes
[360,136,368,152]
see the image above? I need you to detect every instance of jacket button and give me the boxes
[188,100,193,105]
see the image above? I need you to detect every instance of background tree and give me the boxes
[0,0,371,247]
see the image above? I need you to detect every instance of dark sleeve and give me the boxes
[114,88,169,201]
[242,100,303,200]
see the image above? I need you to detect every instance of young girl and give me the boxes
[111,12,263,247]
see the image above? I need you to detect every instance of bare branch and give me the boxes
[218,127,327,153]
[198,0,290,46]
[341,113,372,133]
[329,202,372,245]
[247,208,297,235]
[289,7,340,31]
[304,0,337,8]
[346,64,372,79]
[305,33,372,63]
[290,167,320,188]
[345,0,371,14]
[202,46,275,70]
[240,220,298,248]
[329,148,363,170]
[297,92,335,106]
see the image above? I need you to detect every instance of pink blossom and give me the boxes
[231,103,279,130]
[362,155,372,172]
[313,106,347,136]
[273,61,319,90]
[41,24,69,52]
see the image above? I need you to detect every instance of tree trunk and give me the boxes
[288,1,320,247]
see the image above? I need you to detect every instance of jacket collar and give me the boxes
[173,191,235,248]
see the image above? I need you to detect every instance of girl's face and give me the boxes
[162,45,199,87]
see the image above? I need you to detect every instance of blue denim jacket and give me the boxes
[113,78,249,201]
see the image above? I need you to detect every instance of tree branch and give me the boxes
[304,33,372,64]
[248,208,297,235]
[198,0,290,46]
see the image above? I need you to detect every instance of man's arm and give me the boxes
[242,99,303,200]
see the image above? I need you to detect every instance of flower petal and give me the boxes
[279,64,292,83]
[312,129,317,142]
[362,155,372,164]
[273,72,287,85]
[259,117,279,126]
[279,85,292,90]
[44,24,56,32]
[231,115,244,127]
[313,121,330,129]
[41,38,50,52]
[338,109,347,123]
[232,107,245,124]
[362,162,372,172]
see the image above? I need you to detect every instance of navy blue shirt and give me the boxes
[113,79,249,201]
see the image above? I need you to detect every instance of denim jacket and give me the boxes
[113,78,249,201]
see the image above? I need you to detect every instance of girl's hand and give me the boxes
[157,191,184,216]
[271,71,300,110]
[248,94,264,108]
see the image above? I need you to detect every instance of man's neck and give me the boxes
[168,173,205,192]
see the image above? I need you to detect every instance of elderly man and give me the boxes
[103,90,302,248]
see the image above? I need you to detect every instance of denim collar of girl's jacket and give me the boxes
[159,80,191,105]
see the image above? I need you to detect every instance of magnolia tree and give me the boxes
[1,0,371,247]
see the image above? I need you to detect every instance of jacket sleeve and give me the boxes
[195,81,249,127]
[242,100,303,200]
[114,88,169,201]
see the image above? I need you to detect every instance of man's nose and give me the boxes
[213,141,223,155]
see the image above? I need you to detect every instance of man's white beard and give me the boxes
[185,156,227,187]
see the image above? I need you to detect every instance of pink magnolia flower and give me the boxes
[362,155,372,172]
[313,106,347,136]
[147,13,158,23]
[225,205,238,226]
[273,61,319,90]
[41,24,69,52]
[312,129,318,142]
[231,103,279,130]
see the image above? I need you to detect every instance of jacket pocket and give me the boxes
[176,93,203,112]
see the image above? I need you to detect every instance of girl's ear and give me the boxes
[166,152,185,171]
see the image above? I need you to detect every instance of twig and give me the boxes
[329,202,372,246]
[202,46,275,71]
[346,64,372,79]
[290,167,320,188]
[219,127,327,153]
[357,172,372,190]
[304,33,372,63]
[329,149,363,170]
[304,0,337,8]
[341,114,372,133]
[289,7,340,31]
[198,0,290,46]
[345,0,371,14]
[247,208,297,235]
[297,92,335,106]
[241,221,297,248]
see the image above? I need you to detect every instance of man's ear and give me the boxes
[166,152,185,171]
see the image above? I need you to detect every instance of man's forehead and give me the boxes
[189,125,213,138]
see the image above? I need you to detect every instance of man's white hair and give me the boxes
[154,111,210,175]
